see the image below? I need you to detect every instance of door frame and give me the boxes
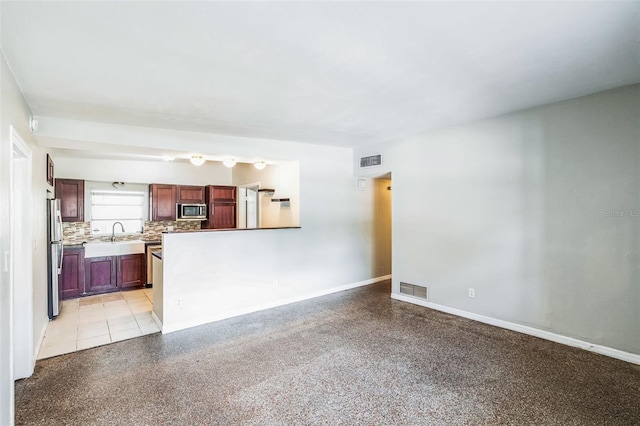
[372,172,392,281]
[10,125,34,379]
[238,181,261,229]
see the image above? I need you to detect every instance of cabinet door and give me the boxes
[212,186,236,202]
[177,185,205,204]
[150,184,177,221]
[55,179,84,222]
[203,186,237,229]
[84,256,117,294]
[60,248,85,300]
[212,203,237,229]
[118,254,146,289]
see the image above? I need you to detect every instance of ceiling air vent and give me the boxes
[360,154,382,168]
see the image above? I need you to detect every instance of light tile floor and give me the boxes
[38,288,159,360]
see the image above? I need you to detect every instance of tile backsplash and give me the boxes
[62,221,201,245]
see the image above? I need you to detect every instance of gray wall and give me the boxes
[356,84,640,355]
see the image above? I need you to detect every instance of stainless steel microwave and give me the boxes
[177,203,207,220]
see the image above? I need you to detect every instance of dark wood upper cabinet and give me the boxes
[150,184,177,221]
[117,254,146,289]
[203,185,237,229]
[211,186,236,203]
[177,185,205,204]
[60,247,85,300]
[55,179,84,222]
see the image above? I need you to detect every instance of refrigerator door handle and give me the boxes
[56,210,63,241]
[57,243,64,274]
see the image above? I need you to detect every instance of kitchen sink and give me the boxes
[83,240,146,258]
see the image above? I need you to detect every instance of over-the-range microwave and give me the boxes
[177,203,207,221]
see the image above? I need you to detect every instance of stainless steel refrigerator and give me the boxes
[48,199,64,319]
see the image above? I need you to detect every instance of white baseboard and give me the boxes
[33,319,48,368]
[391,293,640,365]
[162,275,391,334]
[151,311,163,330]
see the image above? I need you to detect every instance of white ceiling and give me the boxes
[2,1,639,148]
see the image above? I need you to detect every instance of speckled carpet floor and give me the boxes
[15,280,640,425]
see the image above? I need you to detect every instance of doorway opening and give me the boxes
[238,183,260,229]
[373,172,392,280]
[10,126,34,379]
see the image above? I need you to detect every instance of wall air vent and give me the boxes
[359,154,382,168]
[399,282,428,300]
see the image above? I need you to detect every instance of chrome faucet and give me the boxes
[111,222,125,242]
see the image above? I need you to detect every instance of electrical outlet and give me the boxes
[176,298,182,307]
[168,225,174,232]
[78,228,85,236]
[468,288,475,298]
[274,280,279,288]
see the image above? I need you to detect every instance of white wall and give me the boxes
[0,48,14,426]
[35,117,383,333]
[54,157,232,186]
[0,50,50,423]
[271,162,301,227]
[355,84,640,357]
[232,162,300,227]
[34,118,376,248]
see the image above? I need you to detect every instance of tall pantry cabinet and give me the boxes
[203,186,237,229]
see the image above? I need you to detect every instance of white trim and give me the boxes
[10,126,35,379]
[162,275,391,334]
[151,311,163,329]
[391,293,640,365]
[10,126,30,157]
[33,320,48,363]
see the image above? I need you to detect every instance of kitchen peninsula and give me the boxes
[152,225,369,334]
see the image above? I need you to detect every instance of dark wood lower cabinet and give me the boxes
[210,203,236,229]
[84,253,147,295]
[118,254,146,289]
[84,256,117,294]
[60,248,85,300]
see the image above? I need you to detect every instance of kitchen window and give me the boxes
[90,189,145,235]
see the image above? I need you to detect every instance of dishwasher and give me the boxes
[146,244,162,287]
